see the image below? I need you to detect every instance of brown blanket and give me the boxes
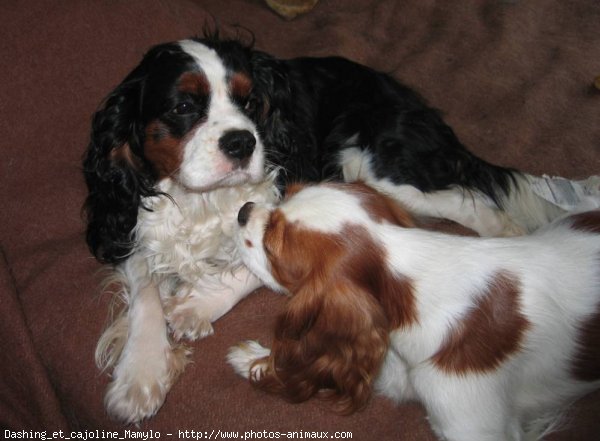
[1,0,599,438]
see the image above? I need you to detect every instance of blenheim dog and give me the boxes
[84,33,566,423]
[229,182,600,441]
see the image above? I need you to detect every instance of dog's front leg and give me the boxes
[104,280,189,423]
[164,265,262,341]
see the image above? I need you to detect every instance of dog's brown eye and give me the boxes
[172,102,194,115]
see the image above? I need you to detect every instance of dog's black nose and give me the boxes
[219,130,256,163]
[238,201,255,227]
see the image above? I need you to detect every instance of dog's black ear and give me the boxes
[82,63,157,264]
[249,51,320,185]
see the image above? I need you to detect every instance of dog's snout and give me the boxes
[219,130,256,163]
[238,201,255,227]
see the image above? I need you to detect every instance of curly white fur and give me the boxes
[96,174,279,423]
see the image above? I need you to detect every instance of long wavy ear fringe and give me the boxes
[253,277,390,414]
[82,63,157,264]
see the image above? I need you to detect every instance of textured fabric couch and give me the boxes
[1,1,599,439]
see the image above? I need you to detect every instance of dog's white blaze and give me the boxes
[177,40,265,190]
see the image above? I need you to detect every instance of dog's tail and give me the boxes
[436,151,567,233]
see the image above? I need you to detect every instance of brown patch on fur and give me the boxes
[230,73,252,99]
[571,305,600,382]
[570,210,600,234]
[351,182,415,227]
[256,206,418,412]
[178,72,210,95]
[432,271,530,374]
[283,182,307,199]
[109,143,144,171]
[339,224,417,329]
[144,120,184,178]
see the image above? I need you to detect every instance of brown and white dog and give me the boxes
[228,182,600,441]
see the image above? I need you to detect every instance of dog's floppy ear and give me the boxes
[82,59,157,264]
[249,51,320,184]
[248,50,288,124]
[254,277,390,413]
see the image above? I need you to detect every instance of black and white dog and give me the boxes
[83,34,563,423]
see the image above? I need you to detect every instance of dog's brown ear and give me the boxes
[264,207,343,293]
[253,276,390,413]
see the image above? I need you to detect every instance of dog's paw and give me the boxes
[227,340,271,381]
[105,374,166,424]
[105,344,190,423]
[164,295,214,341]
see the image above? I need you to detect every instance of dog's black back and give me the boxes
[245,49,514,201]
